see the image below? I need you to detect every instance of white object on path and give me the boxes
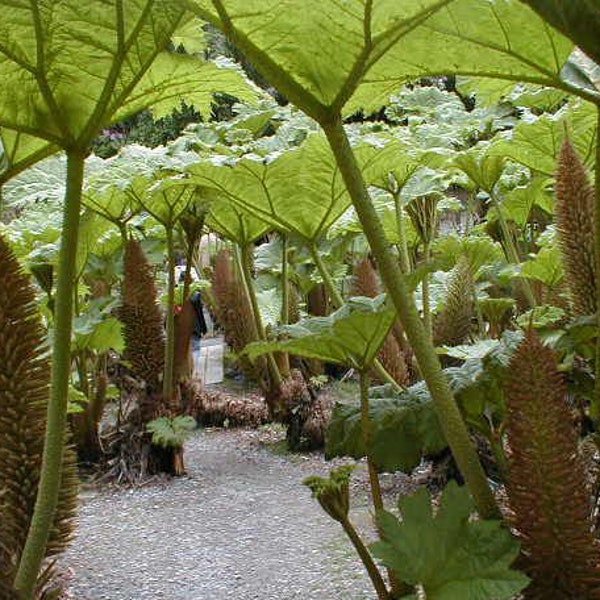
[194,337,224,384]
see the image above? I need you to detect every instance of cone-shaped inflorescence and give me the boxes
[505,331,600,599]
[212,249,262,380]
[119,238,165,420]
[352,257,409,385]
[352,256,380,298]
[0,235,78,593]
[555,139,596,316]
[433,258,474,346]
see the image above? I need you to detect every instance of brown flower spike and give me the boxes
[0,234,77,594]
[505,330,600,599]
[555,139,596,316]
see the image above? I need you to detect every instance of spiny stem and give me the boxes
[360,371,411,598]
[359,371,384,511]
[310,242,344,308]
[15,150,85,599]
[392,190,411,275]
[421,241,432,338]
[322,116,499,520]
[281,233,289,325]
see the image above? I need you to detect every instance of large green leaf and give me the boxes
[5,153,105,210]
[187,132,350,241]
[73,312,124,354]
[83,145,164,224]
[520,246,564,288]
[520,0,600,69]
[115,54,259,122]
[496,177,553,227]
[0,130,55,184]
[372,482,528,599]
[489,100,597,175]
[190,0,577,118]
[207,198,270,245]
[326,389,446,473]
[189,0,455,118]
[0,0,254,149]
[349,0,576,113]
[432,234,506,279]
[245,295,395,370]
[96,144,203,226]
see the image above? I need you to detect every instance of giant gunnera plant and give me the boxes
[0,235,78,596]
[505,330,600,598]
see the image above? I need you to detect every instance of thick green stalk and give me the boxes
[340,517,390,600]
[359,372,383,511]
[281,234,289,325]
[310,242,343,308]
[279,234,291,375]
[310,242,402,390]
[360,371,411,599]
[182,232,196,304]
[163,226,176,408]
[392,191,411,275]
[491,193,537,308]
[14,150,85,599]
[594,106,600,422]
[322,117,499,519]
[421,242,432,338]
[238,244,283,389]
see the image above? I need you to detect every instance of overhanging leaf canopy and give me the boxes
[0,0,256,151]
[189,0,458,119]
[350,0,578,112]
[188,0,578,120]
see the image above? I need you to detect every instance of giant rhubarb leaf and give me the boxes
[245,295,395,370]
[372,482,529,599]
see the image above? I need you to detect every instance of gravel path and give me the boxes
[63,428,387,600]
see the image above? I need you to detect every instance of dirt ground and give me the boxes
[61,426,418,600]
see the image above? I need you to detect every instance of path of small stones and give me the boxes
[63,428,385,600]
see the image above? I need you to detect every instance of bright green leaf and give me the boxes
[246,295,395,370]
[372,482,528,599]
